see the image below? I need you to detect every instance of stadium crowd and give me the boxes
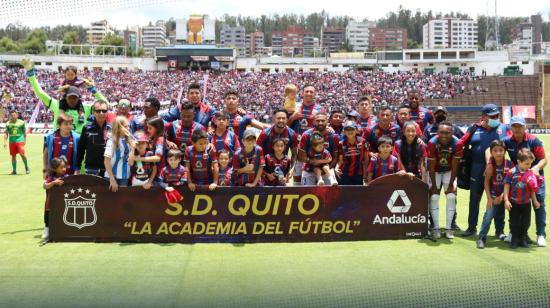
[1,66,481,123]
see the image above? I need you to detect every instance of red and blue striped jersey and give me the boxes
[218,167,234,186]
[358,115,377,130]
[363,122,401,152]
[392,139,427,178]
[303,149,332,172]
[52,131,75,175]
[409,106,434,131]
[489,158,514,198]
[503,133,546,176]
[228,112,254,142]
[160,165,186,186]
[291,103,326,135]
[233,145,265,186]
[368,154,401,179]
[299,128,340,158]
[194,102,216,128]
[338,137,368,177]
[184,146,218,185]
[169,121,206,149]
[209,129,241,159]
[263,154,292,186]
[505,167,535,204]
[257,126,298,156]
[149,136,166,170]
[427,135,463,173]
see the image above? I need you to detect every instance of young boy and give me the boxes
[504,148,542,249]
[263,138,293,186]
[304,132,337,186]
[209,111,241,159]
[217,150,234,186]
[3,109,30,174]
[159,149,187,206]
[367,136,408,184]
[233,129,265,187]
[184,130,219,192]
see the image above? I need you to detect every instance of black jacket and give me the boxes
[77,121,111,170]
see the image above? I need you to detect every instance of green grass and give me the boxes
[1,135,550,307]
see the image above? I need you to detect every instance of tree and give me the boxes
[0,37,19,53]
[20,29,47,54]
[95,34,125,55]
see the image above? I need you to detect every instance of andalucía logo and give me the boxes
[373,190,426,225]
[63,187,97,229]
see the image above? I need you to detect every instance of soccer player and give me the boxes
[363,105,401,154]
[427,122,463,239]
[166,102,206,150]
[3,109,29,175]
[367,136,406,183]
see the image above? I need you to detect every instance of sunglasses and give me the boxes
[94,109,108,113]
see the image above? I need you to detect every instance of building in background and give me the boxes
[346,21,375,52]
[175,14,216,45]
[531,14,542,55]
[123,26,142,53]
[369,28,408,50]
[246,31,265,56]
[322,27,345,53]
[272,26,315,57]
[142,20,168,56]
[220,25,246,56]
[86,20,114,44]
[422,18,477,49]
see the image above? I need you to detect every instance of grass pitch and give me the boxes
[1,135,550,307]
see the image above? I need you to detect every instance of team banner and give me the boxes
[49,174,429,243]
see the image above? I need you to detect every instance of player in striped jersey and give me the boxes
[477,140,514,248]
[337,121,369,185]
[104,116,135,192]
[392,121,427,180]
[427,122,463,239]
[209,112,241,159]
[184,130,219,192]
[166,102,206,150]
[367,136,407,183]
[217,150,234,186]
[257,109,298,159]
[363,105,401,154]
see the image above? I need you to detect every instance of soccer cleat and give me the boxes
[10,171,16,175]
[537,236,547,247]
[433,229,441,239]
[445,230,455,239]
[476,239,485,249]
[497,233,507,241]
[503,233,512,243]
[42,227,49,240]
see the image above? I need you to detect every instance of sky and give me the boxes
[0,0,549,29]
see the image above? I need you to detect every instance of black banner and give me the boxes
[49,175,429,243]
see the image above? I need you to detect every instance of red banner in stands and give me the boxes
[48,175,429,243]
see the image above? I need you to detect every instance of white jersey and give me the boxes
[104,137,131,180]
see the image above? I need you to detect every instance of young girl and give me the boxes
[218,150,234,186]
[393,121,427,180]
[504,148,542,249]
[477,140,514,249]
[367,136,409,184]
[159,149,187,206]
[130,131,157,189]
[263,138,293,186]
[304,132,337,186]
[58,66,86,123]
[337,121,368,185]
[42,157,68,240]
[104,116,135,192]
[139,116,164,175]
